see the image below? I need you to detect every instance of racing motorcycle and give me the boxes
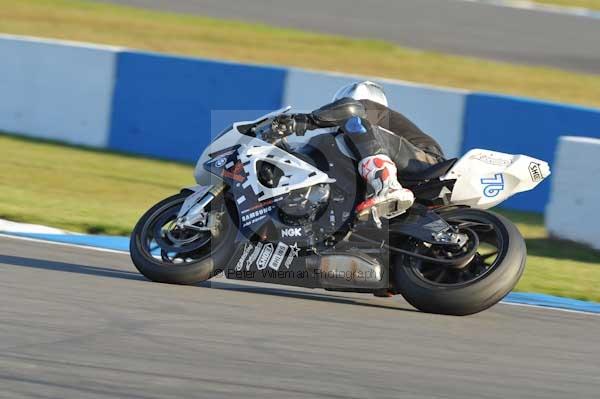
[130,105,550,315]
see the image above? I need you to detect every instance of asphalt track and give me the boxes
[1,235,599,398]
[97,0,600,74]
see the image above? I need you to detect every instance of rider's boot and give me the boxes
[355,154,414,216]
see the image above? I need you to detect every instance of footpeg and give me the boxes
[356,199,408,228]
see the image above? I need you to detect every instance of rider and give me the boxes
[271,81,445,215]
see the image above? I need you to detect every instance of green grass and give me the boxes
[497,210,600,302]
[0,0,599,108]
[1,133,600,302]
[0,134,194,236]
[532,0,600,10]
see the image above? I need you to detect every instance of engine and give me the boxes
[278,184,330,225]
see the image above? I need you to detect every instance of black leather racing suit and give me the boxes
[350,99,445,175]
[300,98,445,176]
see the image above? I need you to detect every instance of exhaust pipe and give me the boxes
[308,252,384,290]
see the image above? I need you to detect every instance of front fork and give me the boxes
[175,181,226,230]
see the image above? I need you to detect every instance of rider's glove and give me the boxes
[271,114,315,137]
[293,114,315,136]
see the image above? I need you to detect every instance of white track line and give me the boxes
[500,301,599,316]
[0,233,129,255]
[458,0,600,19]
[0,33,125,51]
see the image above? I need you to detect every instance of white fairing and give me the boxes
[442,149,551,209]
[196,108,335,202]
[238,143,335,201]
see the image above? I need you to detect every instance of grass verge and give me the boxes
[0,134,194,236]
[497,210,600,302]
[0,0,599,108]
[532,0,600,10]
[1,133,599,302]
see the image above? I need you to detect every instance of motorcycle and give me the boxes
[130,105,550,315]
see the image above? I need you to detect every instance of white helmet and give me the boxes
[332,81,388,107]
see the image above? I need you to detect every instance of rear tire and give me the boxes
[394,209,526,316]
[130,192,236,284]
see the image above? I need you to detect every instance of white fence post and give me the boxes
[546,136,600,251]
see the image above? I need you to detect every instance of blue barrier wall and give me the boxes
[4,35,600,213]
[462,93,600,211]
[108,51,287,162]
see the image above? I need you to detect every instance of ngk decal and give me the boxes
[281,227,302,238]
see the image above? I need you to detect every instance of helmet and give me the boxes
[332,81,388,107]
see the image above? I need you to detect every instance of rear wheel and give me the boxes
[394,209,526,316]
[129,192,236,284]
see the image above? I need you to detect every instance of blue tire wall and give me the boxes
[4,36,600,213]
[462,93,600,211]
[108,51,287,162]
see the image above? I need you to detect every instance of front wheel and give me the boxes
[130,192,236,284]
[394,209,526,316]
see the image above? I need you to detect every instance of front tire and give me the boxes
[394,209,526,316]
[130,192,236,284]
